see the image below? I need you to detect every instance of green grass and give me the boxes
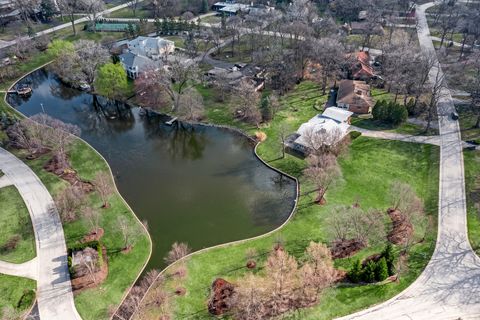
[350,118,437,136]
[464,150,480,253]
[0,274,36,318]
[8,140,151,320]
[108,7,152,19]
[457,105,480,142]
[137,81,439,320]
[0,185,36,263]
[200,15,221,24]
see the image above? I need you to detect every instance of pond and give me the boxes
[7,69,297,269]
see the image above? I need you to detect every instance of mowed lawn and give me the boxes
[0,274,36,318]
[137,81,439,320]
[464,150,480,253]
[0,185,36,263]
[8,140,151,320]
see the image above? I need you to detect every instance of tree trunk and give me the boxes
[70,13,76,35]
[475,115,480,128]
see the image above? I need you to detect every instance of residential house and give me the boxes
[126,36,175,60]
[290,107,353,154]
[212,1,250,16]
[350,51,375,81]
[119,52,159,79]
[336,79,374,114]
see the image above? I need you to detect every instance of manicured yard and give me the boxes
[464,150,480,253]
[457,105,480,143]
[136,81,439,320]
[0,185,36,263]
[8,140,151,320]
[0,274,36,319]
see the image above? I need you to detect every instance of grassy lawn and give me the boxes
[0,185,36,264]
[7,140,151,320]
[457,105,480,143]
[0,274,36,318]
[464,150,480,253]
[108,7,152,19]
[350,118,437,136]
[136,81,439,320]
[200,15,222,24]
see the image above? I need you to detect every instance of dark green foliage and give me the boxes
[382,243,396,276]
[261,96,273,122]
[349,130,362,140]
[363,261,377,283]
[348,259,363,283]
[201,0,209,13]
[372,100,408,126]
[375,257,389,281]
[406,98,416,116]
[40,0,55,21]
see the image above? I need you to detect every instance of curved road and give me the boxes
[338,3,480,319]
[0,148,81,320]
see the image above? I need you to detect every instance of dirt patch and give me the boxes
[387,208,413,245]
[81,228,104,243]
[207,278,235,316]
[43,154,94,193]
[330,239,366,259]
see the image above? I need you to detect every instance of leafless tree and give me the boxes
[129,0,140,16]
[93,171,113,208]
[389,181,424,222]
[82,0,105,31]
[116,216,136,250]
[81,247,99,284]
[425,67,446,132]
[303,152,342,204]
[465,51,480,127]
[164,242,191,264]
[231,274,268,320]
[81,206,101,234]
[326,205,386,247]
[231,79,261,126]
[55,186,87,222]
[278,122,291,159]
[177,88,205,121]
[311,37,346,95]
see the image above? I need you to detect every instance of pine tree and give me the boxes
[201,0,209,14]
[260,95,272,122]
[382,243,396,276]
[348,259,363,283]
[375,257,389,281]
[362,261,376,283]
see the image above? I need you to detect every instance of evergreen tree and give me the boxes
[362,261,377,283]
[382,243,396,276]
[41,0,55,21]
[375,257,389,281]
[201,0,209,14]
[348,259,363,283]
[260,95,272,122]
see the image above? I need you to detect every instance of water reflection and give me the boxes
[8,68,297,269]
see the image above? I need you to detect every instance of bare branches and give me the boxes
[55,186,87,222]
[93,171,113,208]
[164,242,191,265]
[231,79,262,126]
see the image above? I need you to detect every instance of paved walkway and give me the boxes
[0,258,38,280]
[0,148,82,320]
[350,126,441,146]
[339,3,480,319]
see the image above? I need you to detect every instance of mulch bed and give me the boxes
[330,239,366,259]
[71,246,108,293]
[207,278,235,316]
[43,155,94,192]
[387,209,413,245]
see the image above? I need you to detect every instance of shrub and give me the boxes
[375,257,389,281]
[382,243,396,276]
[348,259,363,283]
[260,95,273,122]
[372,100,408,126]
[349,131,362,140]
[362,261,377,283]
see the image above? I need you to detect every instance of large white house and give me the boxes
[291,107,353,153]
[126,36,175,60]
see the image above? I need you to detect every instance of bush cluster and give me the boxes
[348,244,395,283]
[372,100,408,126]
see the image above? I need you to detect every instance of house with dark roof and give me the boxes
[336,80,374,114]
[119,52,159,79]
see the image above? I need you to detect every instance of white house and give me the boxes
[291,107,353,153]
[126,36,175,60]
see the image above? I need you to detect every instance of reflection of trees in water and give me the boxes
[25,69,49,90]
[248,189,295,226]
[141,112,208,161]
[72,95,135,136]
[49,82,83,101]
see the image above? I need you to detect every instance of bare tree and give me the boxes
[177,88,205,121]
[465,51,480,127]
[303,153,342,204]
[389,181,424,222]
[164,242,191,264]
[232,79,261,126]
[278,122,291,159]
[81,206,101,234]
[116,216,136,250]
[55,186,87,222]
[82,0,105,32]
[231,274,268,320]
[81,247,99,284]
[425,67,445,132]
[93,171,113,208]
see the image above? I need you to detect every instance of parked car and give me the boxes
[466,140,480,146]
[451,111,459,120]
[79,82,91,91]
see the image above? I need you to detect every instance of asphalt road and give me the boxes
[0,148,82,320]
[338,3,480,319]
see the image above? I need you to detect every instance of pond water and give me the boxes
[7,69,297,269]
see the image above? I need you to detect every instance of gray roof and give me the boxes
[119,52,156,72]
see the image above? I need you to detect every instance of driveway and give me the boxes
[350,126,441,146]
[0,148,82,320]
[338,3,480,319]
